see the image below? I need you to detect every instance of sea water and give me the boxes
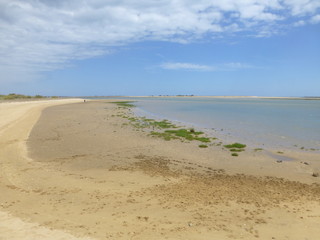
[127,97,320,151]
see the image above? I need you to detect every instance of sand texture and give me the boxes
[1,100,320,239]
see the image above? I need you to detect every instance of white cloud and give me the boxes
[0,0,319,82]
[311,14,320,23]
[160,62,253,71]
[283,0,320,16]
[293,20,306,27]
[161,62,215,71]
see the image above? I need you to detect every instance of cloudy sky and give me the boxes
[1,0,320,96]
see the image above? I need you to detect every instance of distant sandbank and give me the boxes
[101,95,320,101]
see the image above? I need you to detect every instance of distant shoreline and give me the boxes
[84,95,320,100]
[3,95,318,101]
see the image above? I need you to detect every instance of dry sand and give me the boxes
[0,100,320,240]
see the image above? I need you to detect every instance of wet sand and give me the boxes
[1,100,320,239]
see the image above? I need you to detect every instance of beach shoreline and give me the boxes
[1,100,320,239]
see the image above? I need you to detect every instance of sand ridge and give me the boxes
[1,100,320,239]
[0,99,96,240]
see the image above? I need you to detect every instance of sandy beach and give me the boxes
[1,99,320,240]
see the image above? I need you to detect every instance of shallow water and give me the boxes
[126,97,320,151]
[97,96,320,151]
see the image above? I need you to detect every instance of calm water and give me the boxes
[127,97,320,151]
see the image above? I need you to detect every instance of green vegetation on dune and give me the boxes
[229,148,244,152]
[224,143,246,149]
[125,116,178,129]
[165,129,202,138]
[195,137,211,143]
[198,144,208,148]
[224,142,246,156]
[111,101,136,108]
[147,119,177,129]
[150,131,178,141]
[0,93,46,100]
[152,129,211,143]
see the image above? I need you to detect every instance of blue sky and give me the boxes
[1,0,320,97]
